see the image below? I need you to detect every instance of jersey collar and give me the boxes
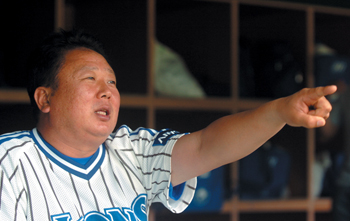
[30,128,105,180]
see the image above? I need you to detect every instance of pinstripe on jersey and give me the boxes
[0,125,196,221]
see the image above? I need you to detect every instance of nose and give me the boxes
[101,91,111,99]
[98,82,113,99]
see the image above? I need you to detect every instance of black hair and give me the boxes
[27,29,107,122]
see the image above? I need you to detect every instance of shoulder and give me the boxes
[105,125,186,152]
[113,125,158,137]
[0,130,33,150]
[107,125,184,145]
[0,130,34,171]
[106,125,158,144]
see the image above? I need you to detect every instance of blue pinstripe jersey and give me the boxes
[0,125,196,221]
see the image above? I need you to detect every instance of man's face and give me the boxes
[47,48,120,141]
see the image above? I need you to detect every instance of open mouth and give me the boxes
[95,110,109,116]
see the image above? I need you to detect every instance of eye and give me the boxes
[87,77,95,80]
[108,80,117,86]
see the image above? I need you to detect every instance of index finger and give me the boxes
[305,85,337,102]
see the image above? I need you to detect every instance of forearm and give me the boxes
[172,98,286,185]
[199,98,286,170]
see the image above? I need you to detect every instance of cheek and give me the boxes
[52,88,89,115]
[73,86,96,103]
[112,90,121,105]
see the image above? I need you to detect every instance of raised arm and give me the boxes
[171,85,337,186]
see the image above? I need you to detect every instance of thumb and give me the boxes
[299,114,326,128]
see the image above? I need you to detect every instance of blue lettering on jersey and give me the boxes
[51,194,147,221]
[51,213,72,221]
[153,129,180,147]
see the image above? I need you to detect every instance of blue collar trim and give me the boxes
[31,128,105,180]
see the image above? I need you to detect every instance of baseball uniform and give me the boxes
[0,125,196,221]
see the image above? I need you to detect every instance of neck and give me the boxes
[36,122,104,158]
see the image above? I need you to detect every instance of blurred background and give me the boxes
[2,0,350,220]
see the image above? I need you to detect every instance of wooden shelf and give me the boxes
[235,0,350,16]
[222,197,332,213]
[0,89,267,111]
[0,88,30,103]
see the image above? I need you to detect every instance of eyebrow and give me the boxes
[79,66,115,75]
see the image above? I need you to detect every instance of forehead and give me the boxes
[59,48,115,78]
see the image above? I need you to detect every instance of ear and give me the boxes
[34,87,52,114]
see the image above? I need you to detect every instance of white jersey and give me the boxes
[0,125,196,221]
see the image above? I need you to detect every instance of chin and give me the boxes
[95,126,114,137]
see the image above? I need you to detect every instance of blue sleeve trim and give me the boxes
[169,182,185,201]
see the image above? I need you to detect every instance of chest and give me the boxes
[16,150,148,221]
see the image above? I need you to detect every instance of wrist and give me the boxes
[263,98,287,128]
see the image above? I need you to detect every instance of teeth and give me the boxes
[96,110,107,116]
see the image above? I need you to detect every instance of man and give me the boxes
[0,30,336,221]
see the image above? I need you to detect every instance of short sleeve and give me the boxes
[144,128,197,213]
[110,126,197,213]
